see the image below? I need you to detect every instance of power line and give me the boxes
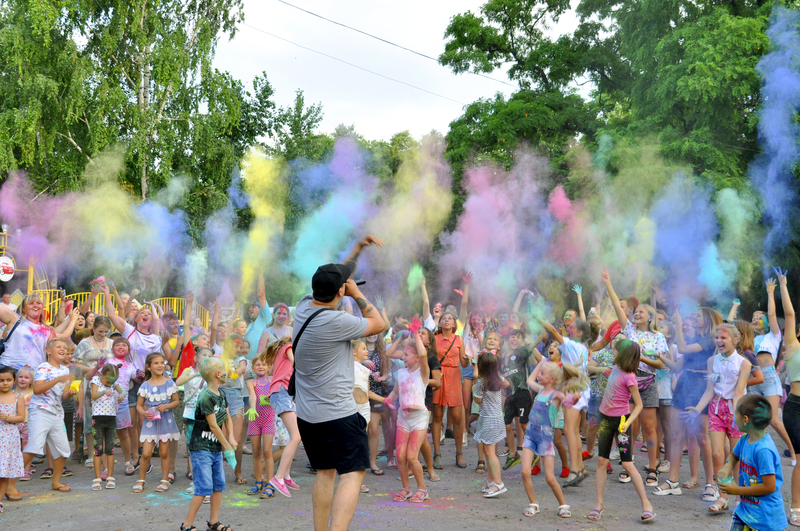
[276,0,516,88]
[241,23,467,106]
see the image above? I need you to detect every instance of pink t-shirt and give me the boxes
[599,366,637,417]
[268,344,293,395]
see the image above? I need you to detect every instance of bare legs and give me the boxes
[563,407,584,477]
[396,428,427,494]
[312,468,365,531]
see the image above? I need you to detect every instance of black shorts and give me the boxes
[597,413,633,462]
[92,416,116,456]
[503,389,533,426]
[369,399,384,413]
[784,394,800,452]
[298,413,369,475]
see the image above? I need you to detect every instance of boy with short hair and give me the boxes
[718,394,788,531]
[22,338,78,492]
[500,328,539,470]
[181,357,236,531]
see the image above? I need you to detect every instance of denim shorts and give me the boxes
[461,364,474,381]
[191,450,226,496]
[270,387,296,417]
[587,395,602,427]
[128,381,141,405]
[221,386,244,416]
[748,365,783,397]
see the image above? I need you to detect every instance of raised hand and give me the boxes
[774,267,789,286]
[454,288,464,297]
[185,290,194,305]
[374,295,384,311]
[572,284,582,294]
[766,278,777,294]
[732,298,741,306]
[358,235,384,249]
[461,272,473,285]
[601,268,610,284]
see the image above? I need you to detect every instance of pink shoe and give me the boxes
[269,476,291,498]
[19,471,32,481]
[284,477,299,490]
[101,468,109,481]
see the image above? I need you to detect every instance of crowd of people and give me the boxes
[0,236,797,531]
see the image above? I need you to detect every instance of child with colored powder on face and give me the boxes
[385,329,430,503]
[717,394,788,531]
[89,363,124,490]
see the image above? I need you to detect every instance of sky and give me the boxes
[213,0,581,142]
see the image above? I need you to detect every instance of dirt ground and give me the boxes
[1,431,793,530]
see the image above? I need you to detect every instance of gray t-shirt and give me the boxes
[293,295,368,423]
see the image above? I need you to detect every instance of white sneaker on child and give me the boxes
[609,447,620,461]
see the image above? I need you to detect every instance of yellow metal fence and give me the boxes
[39,292,209,329]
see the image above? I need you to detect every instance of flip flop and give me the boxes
[587,508,604,521]
[4,493,22,502]
[370,468,385,476]
[52,484,71,492]
[641,510,656,522]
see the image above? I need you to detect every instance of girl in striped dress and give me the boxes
[473,351,509,498]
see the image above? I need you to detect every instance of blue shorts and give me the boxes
[588,396,602,427]
[221,386,244,416]
[191,450,226,496]
[748,365,783,397]
[523,424,556,456]
[270,387,296,417]
[461,364,474,381]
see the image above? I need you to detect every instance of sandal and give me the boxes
[702,483,719,502]
[248,480,264,495]
[455,452,466,469]
[558,504,571,518]
[168,472,176,484]
[260,484,276,499]
[653,479,681,496]
[618,472,631,483]
[125,462,136,476]
[387,459,397,469]
[106,477,116,489]
[370,468,385,476]
[4,493,22,502]
[360,484,370,493]
[180,526,197,531]
[408,488,429,503]
[475,460,486,473]
[587,508,604,521]
[92,478,102,491]
[523,503,540,517]
[433,453,443,470]
[682,479,699,489]
[52,484,71,492]
[207,521,232,531]
[644,467,659,487]
[186,471,193,480]
[790,508,800,527]
[562,469,586,487]
[483,482,507,497]
[708,497,729,514]
[641,510,656,522]
[236,476,247,485]
[427,471,441,482]
[156,479,170,492]
[133,479,145,493]
[393,488,412,502]
[40,467,54,479]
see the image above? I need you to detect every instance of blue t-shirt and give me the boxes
[244,304,270,360]
[732,433,788,531]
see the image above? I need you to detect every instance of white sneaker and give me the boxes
[609,447,620,461]
[657,460,670,474]
[463,433,468,447]
[440,431,445,443]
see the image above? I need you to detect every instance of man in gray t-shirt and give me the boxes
[294,235,384,531]
[294,295,367,423]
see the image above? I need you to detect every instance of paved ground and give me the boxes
[2,432,793,530]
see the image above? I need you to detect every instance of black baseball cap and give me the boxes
[312,263,352,300]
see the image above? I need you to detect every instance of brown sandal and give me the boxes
[52,484,71,492]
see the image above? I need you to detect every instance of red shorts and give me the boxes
[707,395,742,439]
